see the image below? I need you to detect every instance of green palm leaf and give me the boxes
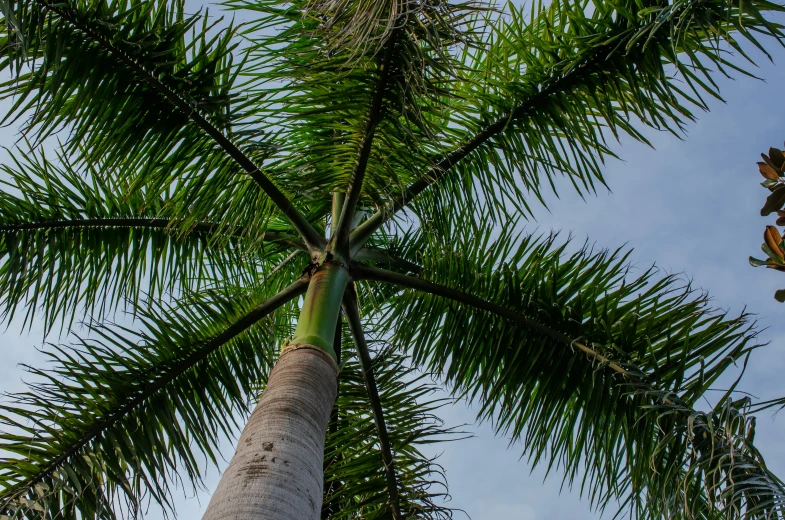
[0,276,305,518]
[362,220,782,518]
[323,336,459,519]
[0,148,285,331]
[351,0,785,246]
[0,0,324,244]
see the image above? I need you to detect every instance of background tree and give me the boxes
[751,143,785,300]
[1,0,785,519]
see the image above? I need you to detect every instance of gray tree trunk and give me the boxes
[202,344,338,520]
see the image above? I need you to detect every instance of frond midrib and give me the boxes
[0,217,304,246]
[343,287,402,518]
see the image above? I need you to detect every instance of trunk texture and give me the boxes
[202,344,338,520]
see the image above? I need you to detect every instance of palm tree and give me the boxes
[1,0,785,518]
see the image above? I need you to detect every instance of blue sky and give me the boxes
[2,3,785,519]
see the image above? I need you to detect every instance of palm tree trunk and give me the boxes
[203,264,348,520]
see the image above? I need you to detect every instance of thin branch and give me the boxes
[35,0,324,250]
[331,30,400,256]
[348,36,629,252]
[352,263,627,376]
[0,277,310,503]
[0,218,306,250]
[342,286,403,520]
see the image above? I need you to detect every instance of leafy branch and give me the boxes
[750,143,785,300]
[357,221,778,518]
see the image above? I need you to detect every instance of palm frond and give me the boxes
[323,333,459,519]
[361,220,783,519]
[0,276,306,519]
[342,288,402,518]
[0,0,322,246]
[0,148,285,331]
[350,0,785,248]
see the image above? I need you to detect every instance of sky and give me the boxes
[2,3,785,520]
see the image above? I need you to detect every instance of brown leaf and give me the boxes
[765,226,784,259]
[770,147,785,169]
[762,153,781,172]
[776,217,785,227]
[758,162,780,180]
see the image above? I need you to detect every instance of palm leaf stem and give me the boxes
[0,218,303,248]
[352,263,626,375]
[329,192,417,270]
[353,248,422,273]
[0,276,309,504]
[342,285,402,519]
[331,192,347,235]
[33,0,323,250]
[331,30,400,257]
[0,217,423,269]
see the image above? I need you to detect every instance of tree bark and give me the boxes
[202,344,338,520]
